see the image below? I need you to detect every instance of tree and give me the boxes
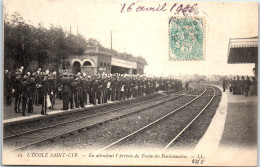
[86,38,100,46]
[4,12,89,73]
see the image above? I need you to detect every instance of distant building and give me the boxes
[64,45,147,76]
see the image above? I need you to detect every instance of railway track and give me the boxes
[4,87,195,152]
[163,86,216,150]
[96,86,216,152]
[4,88,187,137]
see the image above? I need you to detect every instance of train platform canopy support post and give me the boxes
[227,36,258,77]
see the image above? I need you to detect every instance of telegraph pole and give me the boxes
[110,30,112,50]
[77,26,79,55]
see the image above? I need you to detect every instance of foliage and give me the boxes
[4,12,87,72]
[4,12,147,73]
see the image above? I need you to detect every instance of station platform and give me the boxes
[219,91,257,147]
[3,97,125,125]
[195,85,257,166]
[4,98,62,122]
[3,90,170,125]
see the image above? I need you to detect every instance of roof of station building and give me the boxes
[83,45,148,65]
[227,37,258,64]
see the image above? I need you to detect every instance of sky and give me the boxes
[4,0,258,76]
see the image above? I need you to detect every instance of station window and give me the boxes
[83,61,92,66]
[100,62,103,67]
[107,63,110,67]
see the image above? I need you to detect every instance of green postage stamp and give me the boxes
[169,17,205,61]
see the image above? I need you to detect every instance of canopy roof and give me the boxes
[227,37,258,64]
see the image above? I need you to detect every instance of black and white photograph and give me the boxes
[2,1,258,166]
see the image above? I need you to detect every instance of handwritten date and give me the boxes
[120,3,199,17]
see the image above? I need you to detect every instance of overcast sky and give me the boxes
[4,0,258,76]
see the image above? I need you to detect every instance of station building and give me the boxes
[64,46,147,76]
[227,36,258,76]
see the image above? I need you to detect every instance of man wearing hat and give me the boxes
[60,72,72,110]
[86,75,92,104]
[71,75,79,108]
[35,70,43,105]
[40,75,49,115]
[137,76,142,97]
[125,75,130,99]
[104,75,111,103]
[115,76,121,100]
[81,73,87,105]
[77,72,83,107]
[21,75,30,116]
[28,73,36,113]
[34,71,39,104]
[133,76,138,98]
[244,76,251,97]
[110,75,116,101]
[51,71,58,109]
[14,70,22,113]
[91,78,99,105]
[120,76,126,101]
[47,74,55,110]
[96,76,103,104]
[78,75,85,108]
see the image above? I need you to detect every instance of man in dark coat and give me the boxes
[104,76,111,103]
[41,75,49,115]
[78,76,85,108]
[60,73,73,110]
[91,79,99,105]
[133,77,138,97]
[81,74,87,106]
[110,76,116,101]
[14,70,22,113]
[71,76,79,108]
[240,76,245,95]
[234,76,241,95]
[222,78,227,92]
[86,76,92,104]
[244,76,251,97]
[28,74,36,113]
[21,75,30,116]
[46,74,55,110]
[97,77,103,104]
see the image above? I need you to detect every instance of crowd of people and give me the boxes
[223,76,257,96]
[4,66,183,116]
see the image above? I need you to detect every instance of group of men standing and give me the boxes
[223,76,257,96]
[4,67,56,116]
[58,72,182,110]
[4,67,183,116]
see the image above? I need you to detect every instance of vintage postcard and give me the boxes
[2,0,258,166]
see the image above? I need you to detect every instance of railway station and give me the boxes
[3,38,258,166]
[3,71,258,166]
[3,36,258,158]
[65,46,147,76]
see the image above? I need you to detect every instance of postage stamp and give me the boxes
[169,17,205,61]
